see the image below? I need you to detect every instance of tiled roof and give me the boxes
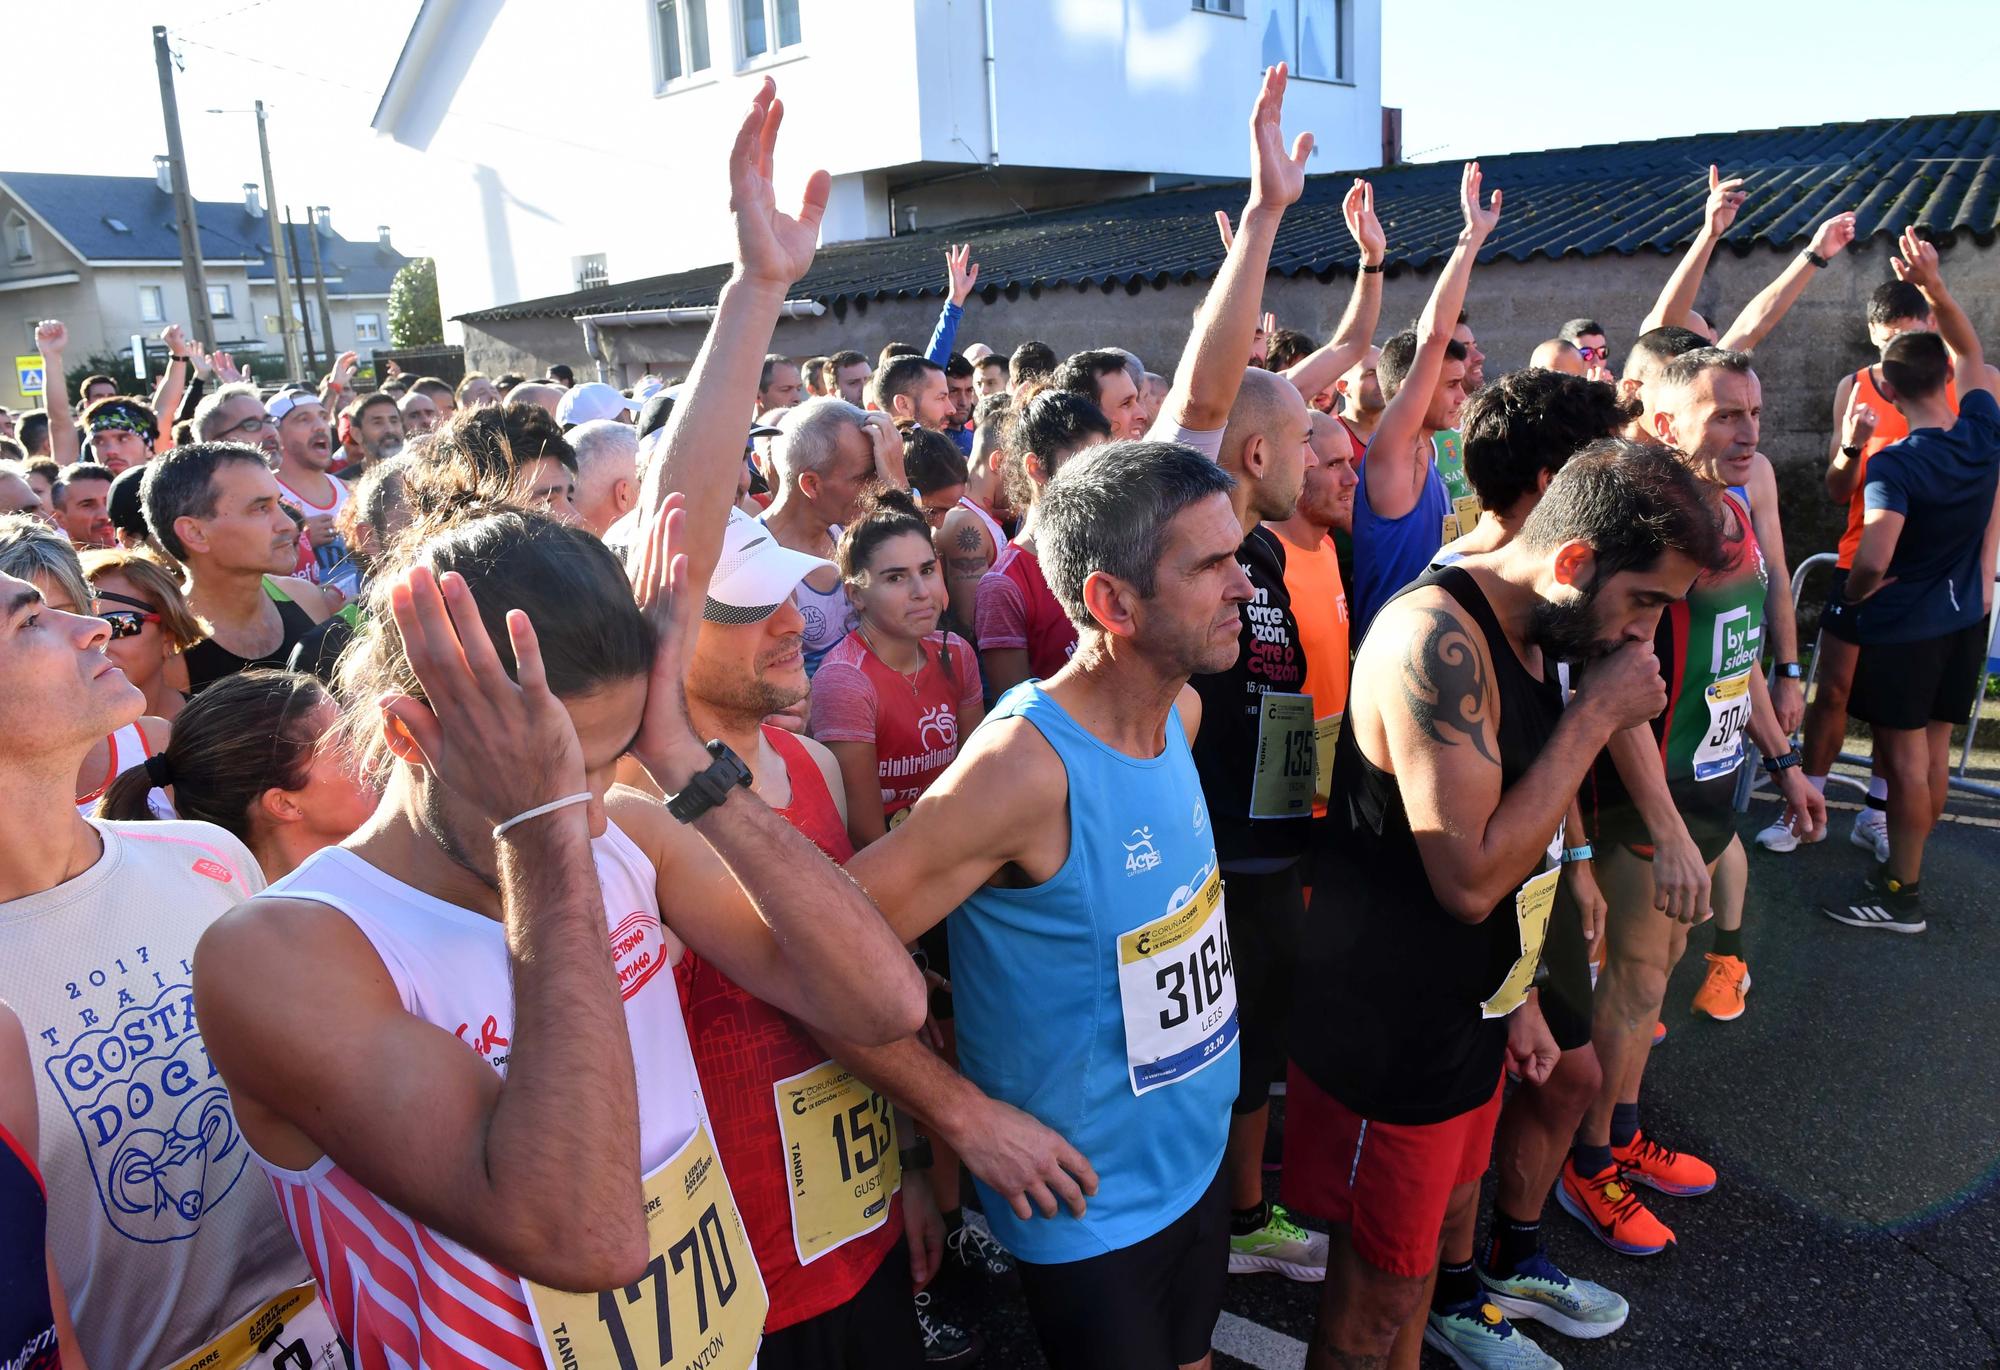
[459,110,2000,325]
[0,171,410,295]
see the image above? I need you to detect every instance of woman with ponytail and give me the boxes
[99,669,377,881]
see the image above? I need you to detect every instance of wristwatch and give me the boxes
[1563,844,1595,864]
[1778,662,1803,680]
[1840,444,1862,461]
[899,1137,935,1172]
[1763,747,1804,774]
[1360,262,1385,274]
[1805,250,1831,268]
[665,741,754,823]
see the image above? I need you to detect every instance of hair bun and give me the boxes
[144,752,175,787]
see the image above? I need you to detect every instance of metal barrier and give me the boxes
[1736,551,2000,809]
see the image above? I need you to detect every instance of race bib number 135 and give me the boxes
[1117,866,1240,1095]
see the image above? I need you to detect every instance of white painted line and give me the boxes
[1213,1310,1308,1370]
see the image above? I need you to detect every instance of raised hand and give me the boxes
[161,323,193,358]
[1809,211,1857,261]
[1459,160,1503,242]
[1251,311,1274,364]
[730,77,832,288]
[1890,226,1942,293]
[861,411,907,488]
[1703,164,1747,239]
[1246,63,1313,213]
[34,319,67,358]
[327,350,358,391]
[1214,210,1235,252]
[945,243,981,307]
[1343,178,1386,262]
[1842,390,1879,452]
[628,493,710,787]
[211,350,244,383]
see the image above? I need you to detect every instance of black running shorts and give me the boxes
[1850,618,1989,731]
[1222,862,1305,1115]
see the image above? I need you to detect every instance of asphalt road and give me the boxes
[927,762,2000,1369]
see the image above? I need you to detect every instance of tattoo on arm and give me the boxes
[946,556,988,584]
[1400,606,1498,765]
[953,522,983,554]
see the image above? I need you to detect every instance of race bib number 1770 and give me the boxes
[1117,866,1240,1096]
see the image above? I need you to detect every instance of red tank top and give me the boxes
[676,728,899,1331]
[996,543,1078,680]
[1838,367,1958,568]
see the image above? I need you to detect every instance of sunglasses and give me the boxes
[1576,346,1611,362]
[98,609,161,640]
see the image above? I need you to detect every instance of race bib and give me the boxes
[1694,670,1753,781]
[1117,866,1239,1095]
[1313,713,1344,810]
[526,1119,767,1370]
[1481,866,1559,1020]
[163,1284,343,1370]
[1249,691,1315,819]
[773,1060,901,1265]
[1453,494,1483,538]
[1441,513,1461,543]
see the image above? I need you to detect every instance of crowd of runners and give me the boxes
[2,64,1996,1370]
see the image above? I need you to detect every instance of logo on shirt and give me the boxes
[1192,802,1207,833]
[916,704,957,752]
[1123,827,1162,876]
[610,910,667,1002]
[1710,604,1760,677]
[191,858,233,884]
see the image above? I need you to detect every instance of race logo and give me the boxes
[1124,826,1162,876]
[44,985,246,1244]
[916,704,957,752]
[609,910,666,1002]
[1192,801,1207,833]
[800,603,828,642]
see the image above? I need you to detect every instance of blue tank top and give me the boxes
[0,1122,58,1370]
[1352,454,1450,641]
[949,682,1238,1262]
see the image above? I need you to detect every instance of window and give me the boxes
[1293,0,1349,82]
[5,213,30,263]
[208,284,233,318]
[656,0,711,86]
[138,286,164,323]
[575,253,609,291]
[354,313,383,344]
[739,0,800,61]
[1192,0,1244,13]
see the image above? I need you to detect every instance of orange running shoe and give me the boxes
[1691,953,1751,1021]
[1612,1129,1716,1197]
[1557,1159,1675,1256]
[1651,1020,1666,1046]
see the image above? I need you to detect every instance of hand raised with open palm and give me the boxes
[731,77,832,289]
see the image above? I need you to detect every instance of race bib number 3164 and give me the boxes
[1117,866,1240,1096]
[526,1120,767,1370]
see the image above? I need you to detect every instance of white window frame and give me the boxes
[1291,0,1351,84]
[207,284,233,318]
[138,285,165,323]
[5,213,29,263]
[353,312,383,344]
[1191,0,1244,14]
[736,0,803,68]
[652,0,714,92]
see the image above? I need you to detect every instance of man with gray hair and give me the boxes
[566,418,640,540]
[191,383,280,460]
[758,395,906,674]
[845,438,1255,1368]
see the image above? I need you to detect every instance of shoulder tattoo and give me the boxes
[953,521,983,554]
[1399,606,1498,765]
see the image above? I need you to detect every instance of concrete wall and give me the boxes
[462,234,2000,567]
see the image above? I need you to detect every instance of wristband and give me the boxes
[1778,662,1802,680]
[1563,844,1594,864]
[1763,747,1804,774]
[1805,250,1830,269]
[492,791,592,838]
[1360,262,1385,275]
[899,1137,935,1172]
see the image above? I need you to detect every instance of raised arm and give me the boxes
[924,244,979,366]
[1363,162,1500,519]
[1718,212,1856,352]
[1281,179,1387,402]
[150,324,194,453]
[1155,64,1311,434]
[1825,373,1872,502]
[1640,165,1746,335]
[35,321,78,465]
[1892,226,1991,396]
[638,77,831,586]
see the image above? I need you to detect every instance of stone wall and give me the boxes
[461,233,2000,569]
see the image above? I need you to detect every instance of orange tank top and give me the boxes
[1276,529,1350,819]
[1839,367,1958,569]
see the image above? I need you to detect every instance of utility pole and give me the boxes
[153,27,216,350]
[285,208,319,377]
[254,101,303,378]
[304,208,337,367]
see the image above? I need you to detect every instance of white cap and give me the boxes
[265,389,322,421]
[704,508,836,624]
[555,381,636,427]
[629,376,666,405]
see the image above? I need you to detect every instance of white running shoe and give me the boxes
[1754,818,1799,852]
[1850,808,1890,864]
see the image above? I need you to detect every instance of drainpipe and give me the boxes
[980,0,1000,165]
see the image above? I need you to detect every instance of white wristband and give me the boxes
[492,791,592,839]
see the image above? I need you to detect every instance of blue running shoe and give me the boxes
[1479,1248,1629,1339]
[1422,1299,1563,1369]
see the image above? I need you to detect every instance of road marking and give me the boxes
[1214,1310,1307,1369]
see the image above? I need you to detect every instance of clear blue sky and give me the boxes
[1383,0,2000,163]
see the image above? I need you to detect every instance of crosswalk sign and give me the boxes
[16,356,45,396]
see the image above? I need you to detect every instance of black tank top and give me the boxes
[1292,565,1566,1125]
[184,582,319,694]
[0,1121,59,1370]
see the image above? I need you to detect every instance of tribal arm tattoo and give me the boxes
[1399,606,1498,765]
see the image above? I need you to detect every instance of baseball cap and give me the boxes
[266,388,322,421]
[555,381,636,428]
[107,465,150,541]
[704,507,835,624]
[629,376,666,406]
[636,386,681,442]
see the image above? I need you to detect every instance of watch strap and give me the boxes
[1360,262,1385,275]
[1563,844,1594,863]
[665,741,753,823]
[1763,747,1804,774]
[1806,250,1830,268]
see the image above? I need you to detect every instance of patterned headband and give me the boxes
[88,406,151,437]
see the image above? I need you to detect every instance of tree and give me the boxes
[387,257,444,348]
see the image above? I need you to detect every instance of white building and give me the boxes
[375,0,1384,324]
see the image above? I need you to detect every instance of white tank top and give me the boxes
[958,495,1006,557]
[76,722,152,816]
[248,822,715,1366]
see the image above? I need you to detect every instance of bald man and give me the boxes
[1531,339,1587,376]
[508,382,564,417]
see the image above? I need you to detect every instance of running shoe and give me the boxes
[1423,1299,1563,1369]
[1228,1203,1327,1281]
[945,1209,1018,1283]
[914,1292,982,1366]
[1850,808,1890,864]
[1479,1248,1630,1339]
[1690,953,1751,1021]
[1651,1020,1666,1047]
[1753,816,1800,852]
[1611,1129,1716,1196]
[1822,868,1926,934]
[1557,1158,1675,1256]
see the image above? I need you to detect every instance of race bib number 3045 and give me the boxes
[1117,866,1239,1096]
[1694,671,1752,782]
[526,1119,767,1370]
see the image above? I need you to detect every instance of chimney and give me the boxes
[153,155,173,193]
[1380,107,1403,167]
[312,205,331,233]
[376,225,392,247]
[244,183,263,218]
